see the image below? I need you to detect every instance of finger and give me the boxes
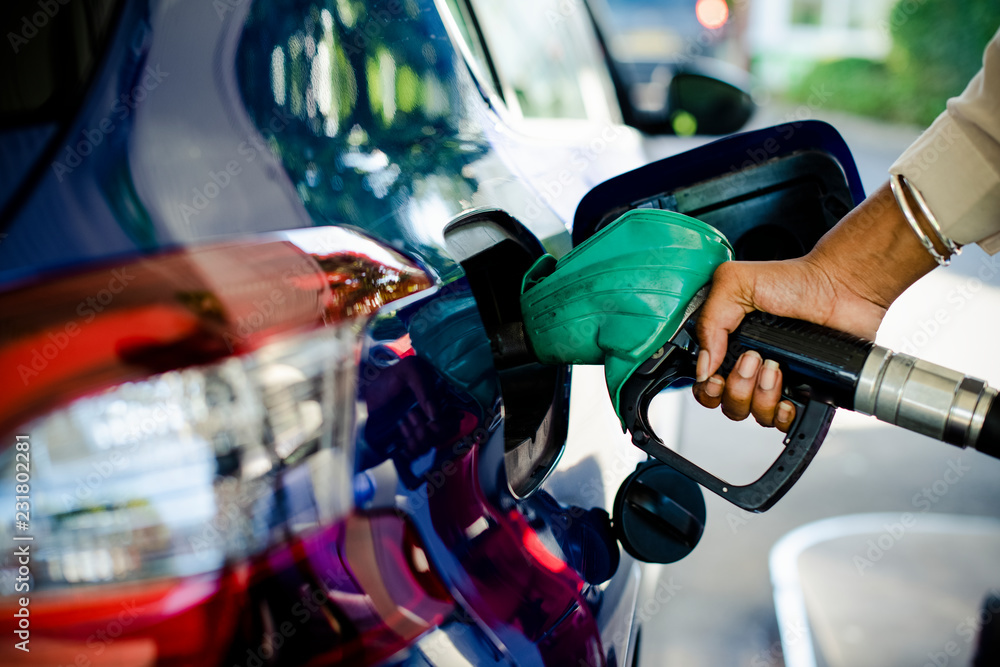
[695,298,747,382]
[775,400,796,434]
[695,268,753,382]
[721,351,761,421]
[750,360,784,427]
[692,375,725,409]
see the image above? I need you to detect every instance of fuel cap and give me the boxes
[613,460,706,563]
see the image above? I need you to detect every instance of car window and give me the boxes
[441,0,503,100]
[466,0,620,123]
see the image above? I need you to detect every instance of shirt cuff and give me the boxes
[890,112,1000,254]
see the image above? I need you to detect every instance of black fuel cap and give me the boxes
[613,460,706,563]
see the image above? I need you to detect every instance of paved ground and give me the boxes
[571,106,1000,667]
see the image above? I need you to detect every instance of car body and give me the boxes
[0,1,669,664]
[0,0,858,665]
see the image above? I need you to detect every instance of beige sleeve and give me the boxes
[889,27,1000,254]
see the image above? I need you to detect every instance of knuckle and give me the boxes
[714,261,737,282]
[726,383,753,403]
[751,393,777,411]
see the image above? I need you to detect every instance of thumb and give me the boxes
[694,282,754,382]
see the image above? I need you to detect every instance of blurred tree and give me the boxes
[790,0,999,126]
[887,0,999,123]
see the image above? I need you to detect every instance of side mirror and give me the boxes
[581,0,753,136]
[621,62,755,136]
[665,72,755,135]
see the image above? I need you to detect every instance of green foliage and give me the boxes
[789,0,999,125]
[792,58,901,120]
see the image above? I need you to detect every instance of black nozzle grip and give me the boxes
[719,311,875,409]
[975,397,1000,459]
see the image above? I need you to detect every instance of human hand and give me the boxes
[691,256,887,431]
[689,182,939,432]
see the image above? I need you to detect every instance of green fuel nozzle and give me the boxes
[519,209,732,423]
[516,209,1000,512]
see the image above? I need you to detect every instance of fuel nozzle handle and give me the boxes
[722,311,1000,457]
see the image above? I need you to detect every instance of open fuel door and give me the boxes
[574,120,865,256]
[566,120,867,518]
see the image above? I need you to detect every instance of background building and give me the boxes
[748,0,895,90]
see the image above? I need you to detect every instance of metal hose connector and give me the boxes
[854,345,997,448]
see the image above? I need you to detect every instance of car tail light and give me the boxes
[0,227,439,665]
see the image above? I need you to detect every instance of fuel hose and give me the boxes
[722,311,1000,457]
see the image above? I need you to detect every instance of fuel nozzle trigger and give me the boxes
[618,316,836,513]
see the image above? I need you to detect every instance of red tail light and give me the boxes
[0,226,447,665]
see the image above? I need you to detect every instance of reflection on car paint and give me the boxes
[0,0,637,662]
[356,280,607,665]
[237,0,490,280]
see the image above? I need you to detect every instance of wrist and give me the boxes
[807,182,938,310]
[889,173,961,266]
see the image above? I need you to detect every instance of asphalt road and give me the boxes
[571,106,1000,667]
